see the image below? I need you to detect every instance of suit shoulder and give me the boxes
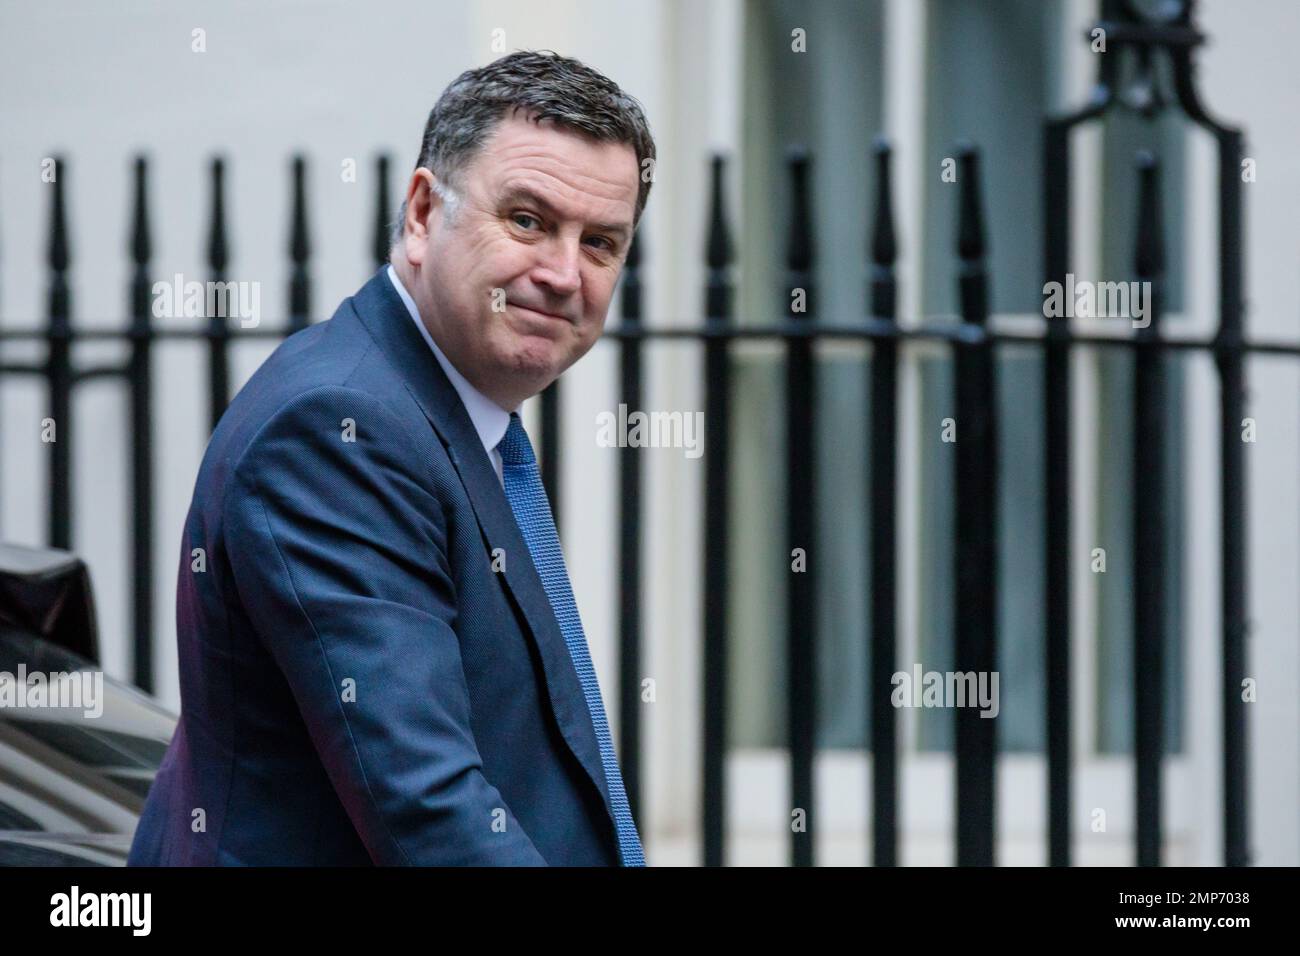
[194,298,433,506]
[228,300,371,412]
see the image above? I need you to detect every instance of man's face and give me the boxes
[397,109,641,411]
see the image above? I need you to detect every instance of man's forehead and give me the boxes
[475,115,638,210]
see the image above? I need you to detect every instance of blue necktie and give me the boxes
[497,412,646,866]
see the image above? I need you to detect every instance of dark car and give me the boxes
[0,543,176,865]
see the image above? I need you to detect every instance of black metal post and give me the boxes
[702,155,733,867]
[129,156,155,694]
[618,230,645,825]
[784,146,817,867]
[1214,129,1250,869]
[46,157,72,550]
[1131,152,1166,867]
[867,138,899,867]
[289,155,311,333]
[373,154,391,272]
[952,145,997,867]
[207,157,230,432]
[1169,17,1251,863]
[540,381,560,531]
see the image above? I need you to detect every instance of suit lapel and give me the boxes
[347,268,617,826]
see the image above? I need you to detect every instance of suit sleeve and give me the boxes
[222,384,547,865]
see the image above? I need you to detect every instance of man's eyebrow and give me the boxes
[498,185,632,242]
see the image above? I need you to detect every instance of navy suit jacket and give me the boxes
[127,267,624,866]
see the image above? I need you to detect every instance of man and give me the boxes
[127,50,654,866]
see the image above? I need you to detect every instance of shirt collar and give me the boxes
[386,265,515,458]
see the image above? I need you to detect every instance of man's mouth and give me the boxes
[509,302,571,324]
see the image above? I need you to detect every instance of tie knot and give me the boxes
[497,411,535,467]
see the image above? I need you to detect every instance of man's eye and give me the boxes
[511,212,541,230]
[585,236,613,251]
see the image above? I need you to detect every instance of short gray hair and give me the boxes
[391,49,655,248]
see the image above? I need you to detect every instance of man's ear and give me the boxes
[401,168,438,265]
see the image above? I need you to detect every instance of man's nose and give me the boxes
[531,237,582,297]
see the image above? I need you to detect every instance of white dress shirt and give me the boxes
[387,265,518,487]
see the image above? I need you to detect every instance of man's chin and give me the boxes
[502,345,564,389]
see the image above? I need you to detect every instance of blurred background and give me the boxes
[0,0,1297,866]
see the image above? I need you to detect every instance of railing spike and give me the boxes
[785,145,813,276]
[706,154,732,271]
[870,137,897,269]
[956,143,986,264]
[290,155,310,264]
[1134,150,1165,281]
[207,157,228,275]
[373,153,391,269]
[289,155,311,327]
[705,155,732,322]
[131,156,151,267]
[625,224,642,270]
[48,155,69,273]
